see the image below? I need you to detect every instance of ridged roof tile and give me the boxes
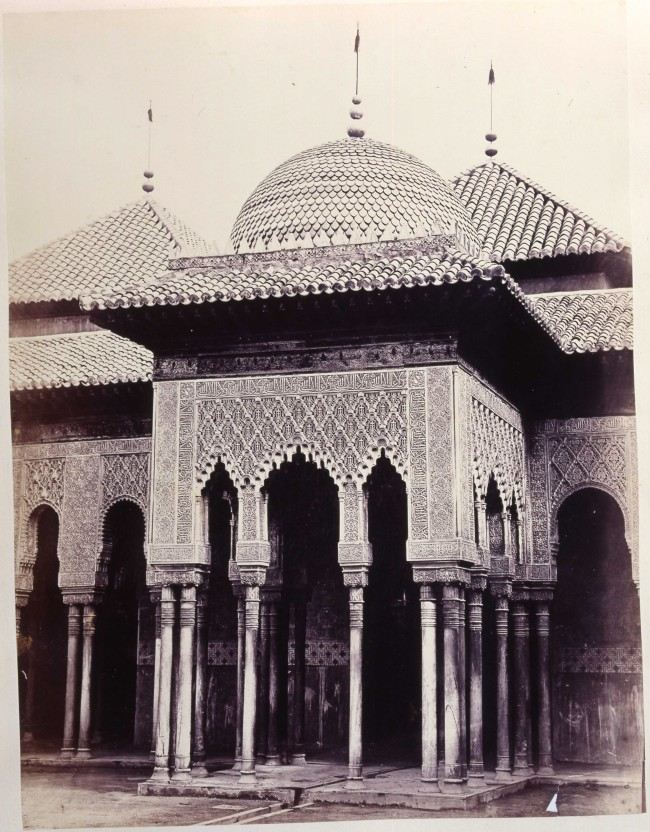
[453,161,627,262]
[529,289,632,353]
[10,330,153,391]
[9,200,209,305]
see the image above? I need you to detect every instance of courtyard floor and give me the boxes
[20,767,643,829]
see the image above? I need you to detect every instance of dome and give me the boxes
[230,137,481,255]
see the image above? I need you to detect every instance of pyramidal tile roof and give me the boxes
[528,288,633,353]
[9,330,153,391]
[452,161,628,263]
[9,199,210,305]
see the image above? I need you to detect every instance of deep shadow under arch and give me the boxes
[21,505,66,746]
[553,487,643,764]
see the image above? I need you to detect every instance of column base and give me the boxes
[345,776,364,790]
[537,764,555,775]
[495,766,512,782]
[264,753,282,766]
[289,752,307,765]
[149,765,170,782]
[76,748,92,760]
[239,769,257,784]
[191,763,209,779]
[468,763,484,779]
[513,764,534,777]
[231,756,242,771]
[60,748,76,759]
[171,767,191,782]
[441,779,465,793]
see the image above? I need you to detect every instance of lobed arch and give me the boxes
[472,466,523,518]
[550,482,634,564]
[97,498,147,584]
[16,502,62,596]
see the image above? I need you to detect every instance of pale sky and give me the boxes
[3,1,630,259]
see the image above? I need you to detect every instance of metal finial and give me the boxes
[142,101,155,193]
[347,25,365,138]
[485,63,497,159]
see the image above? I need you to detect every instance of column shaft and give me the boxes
[240,585,260,781]
[265,598,281,765]
[420,585,437,783]
[76,604,96,758]
[61,604,82,757]
[513,602,532,774]
[536,602,554,773]
[290,598,307,764]
[152,586,175,781]
[442,584,464,787]
[173,586,196,780]
[495,595,511,780]
[256,600,270,762]
[458,588,467,780]
[192,597,208,777]
[151,599,162,757]
[347,586,364,782]
[233,591,245,770]
[467,589,484,779]
[22,643,36,744]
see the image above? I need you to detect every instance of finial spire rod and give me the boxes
[485,63,498,159]
[348,25,365,138]
[143,101,154,193]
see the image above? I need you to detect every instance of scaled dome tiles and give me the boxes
[230,137,481,256]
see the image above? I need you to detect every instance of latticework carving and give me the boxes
[24,458,65,510]
[101,453,149,511]
[196,371,408,487]
[471,398,524,511]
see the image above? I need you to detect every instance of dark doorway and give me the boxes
[553,488,643,764]
[363,455,419,763]
[21,506,66,746]
[95,501,146,747]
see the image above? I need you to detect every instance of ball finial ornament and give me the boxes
[347,95,365,138]
[142,170,154,193]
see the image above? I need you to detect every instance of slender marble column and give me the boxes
[22,642,36,745]
[256,599,270,763]
[290,597,307,764]
[76,604,96,759]
[150,596,162,758]
[15,604,23,639]
[173,585,196,781]
[467,588,484,780]
[513,602,533,775]
[442,584,463,789]
[535,601,554,773]
[458,588,467,780]
[233,589,245,770]
[265,597,282,765]
[240,585,261,782]
[420,585,438,784]
[495,595,511,781]
[192,594,208,778]
[61,604,82,758]
[347,586,364,784]
[152,586,175,781]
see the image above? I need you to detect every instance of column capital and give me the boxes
[67,604,82,635]
[342,567,368,587]
[489,578,513,599]
[146,567,207,587]
[470,570,488,592]
[62,589,102,606]
[82,604,97,635]
[412,564,470,586]
[239,567,268,587]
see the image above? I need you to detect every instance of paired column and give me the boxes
[493,587,511,781]
[173,586,197,781]
[535,600,554,773]
[150,591,162,758]
[512,601,533,775]
[467,581,485,781]
[76,603,97,759]
[347,583,365,785]
[255,599,270,763]
[152,586,175,781]
[442,583,464,789]
[265,596,282,766]
[192,592,208,778]
[240,584,261,782]
[233,586,246,770]
[61,604,82,758]
[290,595,307,764]
[419,585,437,784]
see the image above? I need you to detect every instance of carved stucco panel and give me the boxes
[528,417,638,579]
[425,366,454,540]
[101,453,149,514]
[151,382,179,545]
[58,454,103,588]
[407,369,428,540]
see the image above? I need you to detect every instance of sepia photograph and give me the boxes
[2,1,648,829]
